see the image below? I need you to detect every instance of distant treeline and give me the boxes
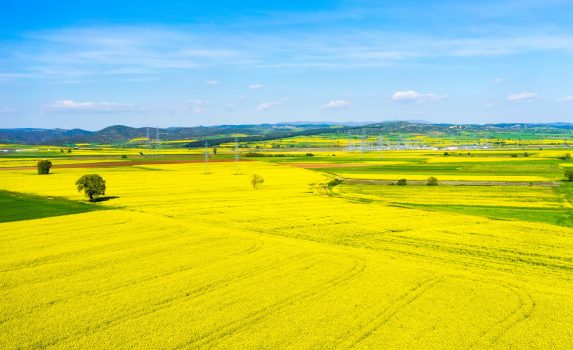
[182,127,338,148]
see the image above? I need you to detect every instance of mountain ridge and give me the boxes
[1,122,572,146]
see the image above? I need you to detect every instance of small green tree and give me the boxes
[565,169,573,181]
[327,178,343,187]
[427,176,439,186]
[37,160,52,175]
[250,174,264,189]
[397,179,407,186]
[560,153,571,160]
[213,148,217,155]
[76,174,106,201]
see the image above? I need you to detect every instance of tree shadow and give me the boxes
[91,196,120,203]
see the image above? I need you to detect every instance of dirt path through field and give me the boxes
[0,158,240,171]
[286,163,375,169]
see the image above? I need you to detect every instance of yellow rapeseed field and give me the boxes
[1,160,572,349]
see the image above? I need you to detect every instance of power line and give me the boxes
[204,140,210,174]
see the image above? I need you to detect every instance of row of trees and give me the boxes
[397,177,439,186]
[397,172,573,184]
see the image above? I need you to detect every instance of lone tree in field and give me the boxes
[427,176,439,186]
[250,174,264,189]
[76,174,106,201]
[565,169,573,182]
[37,160,52,175]
[561,153,571,160]
[397,179,407,186]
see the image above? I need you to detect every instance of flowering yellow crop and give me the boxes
[1,160,572,349]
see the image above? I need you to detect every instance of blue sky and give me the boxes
[0,0,572,130]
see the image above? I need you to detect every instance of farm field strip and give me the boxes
[335,184,569,208]
[332,172,553,181]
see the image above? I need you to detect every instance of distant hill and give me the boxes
[1,122,571,146]
[0,123,341,146]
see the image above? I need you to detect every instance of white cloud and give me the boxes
[2,24,573,83]
[321,100,351,110]
[188,99,206,105]
[493,77,503,84]
[249,84,264,90]
[185,99,207,113]
[507,92,537,102]
[153,100,207,114]
[392,90,446,104]
[557,96,573,102]
[256,101,282,111]
[205,80,220,85]
[178,100,208,113]
[42,100,144,113]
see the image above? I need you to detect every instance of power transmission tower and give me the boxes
[146,126,150,149]
[345,130,352,151]
[360,129,367,152]
[156,126,159,148]
[204,140,210,174]
[234,138,240,174]
[377,135,385,150]
[155,126,161,157]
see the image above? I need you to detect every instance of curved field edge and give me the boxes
[0,190,109,223]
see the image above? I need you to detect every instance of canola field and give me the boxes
[1,150,573,349]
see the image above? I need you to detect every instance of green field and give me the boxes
[0,190,105,223]
[335,182,573,227]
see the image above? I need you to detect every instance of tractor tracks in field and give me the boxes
[1,233,232,289]
[43,252,319,349]
[0,225,194,273]
[11,239,265,347]
[172,254,366,350]
[1,237,264,327]
[354,233,573,281]
[335,277,442,349]
[470,280,536,348]
[334,274,535,349]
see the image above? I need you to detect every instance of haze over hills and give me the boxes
[1,121,572,146]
